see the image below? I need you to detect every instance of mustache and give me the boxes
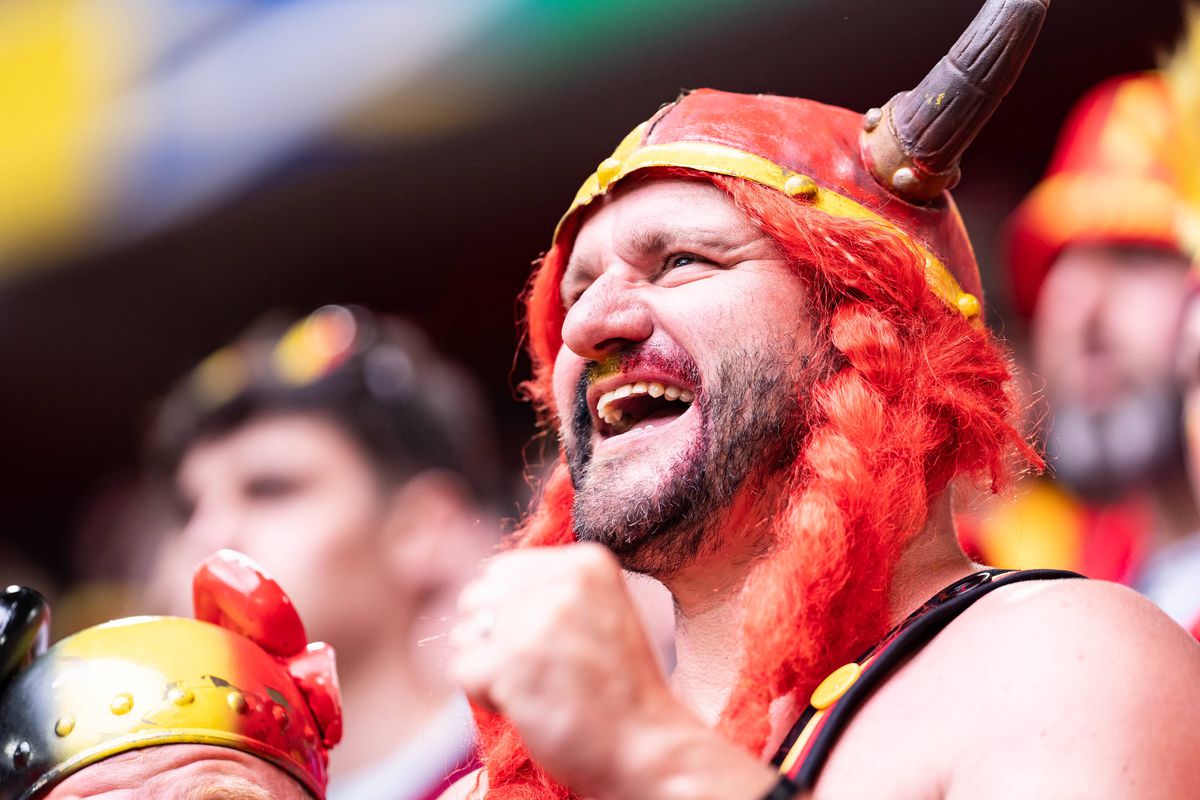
[582,344,702,391]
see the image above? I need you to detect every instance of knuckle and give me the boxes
[569,546,618,588]
[457,580,485,614]
[574,542,617,572]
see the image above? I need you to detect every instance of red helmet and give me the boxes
[550,0,1052,325]
[1007,72,1181,318]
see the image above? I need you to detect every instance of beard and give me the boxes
[564,342,807,575]
[1046,384,1184,501]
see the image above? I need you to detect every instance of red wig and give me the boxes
[472,171,1039,798]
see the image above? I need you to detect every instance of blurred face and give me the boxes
[553,179,814,574]
[43,745,310,800]
[1031,243,1189,496]
[172,413,395,653]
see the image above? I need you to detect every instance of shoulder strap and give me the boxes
[772,568,1084,790]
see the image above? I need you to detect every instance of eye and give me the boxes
[664,252,704,270]
[172,492,197,524]
[560,273,593,310]
[563,286,586,309]
[244,474,302,501]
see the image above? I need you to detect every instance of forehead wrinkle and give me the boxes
[560,199,771,302]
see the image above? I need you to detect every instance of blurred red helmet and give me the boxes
[1007,72,1182,318]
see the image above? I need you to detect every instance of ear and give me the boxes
[379,471,483,593]
[193,549,308,658]
[0,586,50,693]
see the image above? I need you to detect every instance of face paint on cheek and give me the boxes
[586,355,622,385]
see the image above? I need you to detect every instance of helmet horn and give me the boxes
[862,0,1050,203]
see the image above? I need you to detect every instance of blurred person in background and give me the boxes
[975,63,1198,591]
[145,305,501,800]
[0,550,342,800]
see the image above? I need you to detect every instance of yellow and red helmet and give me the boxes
[1007,72,1182,317]
[0,550,342,800]
[549,0,1051,326]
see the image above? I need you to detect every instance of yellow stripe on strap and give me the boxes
[778,708,826,775]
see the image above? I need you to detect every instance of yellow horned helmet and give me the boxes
[0,550,342,800]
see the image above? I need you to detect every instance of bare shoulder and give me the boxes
[437,768,485,800]
[951,577,1200,673]
[928,577,1200,798]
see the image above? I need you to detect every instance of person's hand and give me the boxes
[450,543,778,800]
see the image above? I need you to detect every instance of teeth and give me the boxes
[595,379,695,424]
[600,408,624,426]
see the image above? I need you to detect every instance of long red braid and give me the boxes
[472,172,1039,797]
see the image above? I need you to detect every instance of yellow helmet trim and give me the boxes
[554,123,979,322]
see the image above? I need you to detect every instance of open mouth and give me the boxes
[595,380,695,436]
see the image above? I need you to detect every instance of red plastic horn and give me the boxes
[287,643,344,747]
[193,549,308,658]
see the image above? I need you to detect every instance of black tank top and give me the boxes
[769,568,1084,793]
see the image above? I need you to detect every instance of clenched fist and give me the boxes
[449,543,779,800]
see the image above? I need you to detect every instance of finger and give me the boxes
[449,607,499,650]
[457,573,515,618]
[450,648,500,713]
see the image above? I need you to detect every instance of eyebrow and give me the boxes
[628,225,743,256]
[563,224,746,286]
[185,776,274,800]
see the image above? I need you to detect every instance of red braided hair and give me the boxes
[472,171,1039,797]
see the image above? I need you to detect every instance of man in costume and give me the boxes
[987,63,1198,587]
[146,306,495,800]
[0,550,342,800]
[445,1,1200,798]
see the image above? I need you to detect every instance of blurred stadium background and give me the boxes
[0,0,1188,592]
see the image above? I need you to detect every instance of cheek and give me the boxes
[1031,263,1099,364]
[1109,286,1180,368]
[678,274,810,355]
[1030,301,1080,371]
[245,484,380,568]
[551,347,585,424]
[241,488,384,630]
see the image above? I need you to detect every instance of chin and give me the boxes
[571,449,730,576]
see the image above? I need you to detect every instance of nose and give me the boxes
[561,270,653,361]
[1079,274,1115,354]
[179,496,242,554]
